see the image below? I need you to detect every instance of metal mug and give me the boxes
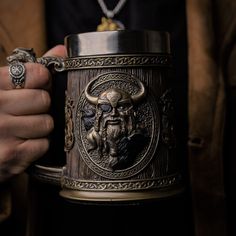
[30,30,184,202]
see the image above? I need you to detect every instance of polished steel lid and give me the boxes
[65,30,171,57]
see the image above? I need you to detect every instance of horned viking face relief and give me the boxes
[82,77,147,170]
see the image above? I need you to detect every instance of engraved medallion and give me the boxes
[75,71,160,179]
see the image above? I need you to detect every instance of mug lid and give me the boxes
[65,30,171,57]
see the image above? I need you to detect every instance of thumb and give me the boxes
[43,44,67,57]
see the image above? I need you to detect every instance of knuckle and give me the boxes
[37,64,51,83]
[40,90,51,109]
[24,139,49,161]
[5,144,21,161]
[29,63,51,86]
[44,115,54,133]
[0,147,12,165]
[0,146,20,176]
[37,138,50,155]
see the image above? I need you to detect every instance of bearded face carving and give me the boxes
[82,78,147,170]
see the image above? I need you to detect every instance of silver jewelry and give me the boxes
[7,48,36,89]
[6,47,36,64]
[9,61,26,88]
[97,0,127,31]
[7,47,65,80]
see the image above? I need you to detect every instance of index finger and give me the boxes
[0,63,52,90]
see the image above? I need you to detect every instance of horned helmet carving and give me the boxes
[84,78,146,109]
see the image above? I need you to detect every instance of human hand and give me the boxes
[0,45,67,182]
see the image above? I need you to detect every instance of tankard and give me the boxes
[29,30,184,202]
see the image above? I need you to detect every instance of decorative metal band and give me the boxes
[61,173,182,191]
[7,48,171,72]
[63,54,171,70]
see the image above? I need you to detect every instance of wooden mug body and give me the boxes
[61,31,183,202]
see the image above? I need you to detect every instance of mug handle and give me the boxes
[6,47,67,186]
[29,56,67,185]
[28,164,64,186]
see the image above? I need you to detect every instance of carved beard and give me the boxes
[106,124,124,142]
[102,120,126,158]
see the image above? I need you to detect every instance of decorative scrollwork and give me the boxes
[64,93,75,152]
[63,54,172,70]
[37,56,65,72]
[61,173,182,191]
[159,89,176,149]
